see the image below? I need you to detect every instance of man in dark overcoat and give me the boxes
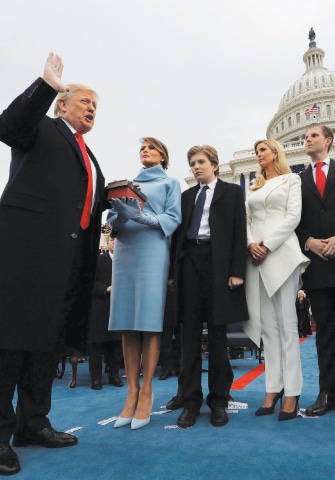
[296,123,335,416]
[0,53,107,475]
[168,145,248,428]
[88,236,123,390]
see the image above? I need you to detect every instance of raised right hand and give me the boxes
[43,52,68,92]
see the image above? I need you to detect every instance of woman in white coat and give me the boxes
[244,140,310,421]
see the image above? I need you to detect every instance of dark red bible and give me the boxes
[106,180,147,209]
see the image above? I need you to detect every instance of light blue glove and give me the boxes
[111,197,142,219]
[107,197,129,232]
[111,197,159,227]
[107,213,128,233]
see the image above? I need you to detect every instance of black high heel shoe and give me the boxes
[278,396,300,421]
[255,389,284,416]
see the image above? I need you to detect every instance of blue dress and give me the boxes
[108,165,181,332]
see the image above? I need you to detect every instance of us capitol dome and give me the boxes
[185,28,335,190]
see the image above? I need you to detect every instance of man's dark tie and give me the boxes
[315,162,326,197]
[186,185,209,239]
[75,132,93,229]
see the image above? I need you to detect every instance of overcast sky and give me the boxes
[1,0,335,203]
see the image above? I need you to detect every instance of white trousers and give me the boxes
[260,267,303,396]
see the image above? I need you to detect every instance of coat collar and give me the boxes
[259,173,292,197]
[212,178,228,204]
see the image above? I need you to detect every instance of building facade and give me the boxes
[185,28,335,192]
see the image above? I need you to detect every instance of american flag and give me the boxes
[305,104,319,115]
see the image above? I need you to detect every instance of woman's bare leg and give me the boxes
[134,332,160,420]
[118,331,141,418]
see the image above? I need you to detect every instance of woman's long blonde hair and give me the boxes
[250,139,291,191]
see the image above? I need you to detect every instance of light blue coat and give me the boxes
[108,165,181,332]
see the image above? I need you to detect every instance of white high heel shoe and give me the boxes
[131,393,154,430]
[114,416,133,428]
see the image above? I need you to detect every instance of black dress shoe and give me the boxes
[177,408,199,428]
[13,426,78,448]
[0,443,20,476]
[166,394,184,410]
[306,392,335,416]
[210,407,229,427]
[91,379,103,390]
[159,369,172,380]
[109,376,124,387]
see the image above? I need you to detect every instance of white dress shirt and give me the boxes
[196,178,217,238]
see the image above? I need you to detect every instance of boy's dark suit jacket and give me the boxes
[170,178,249,326]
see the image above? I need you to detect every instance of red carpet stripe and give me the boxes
[231,363,264,390]
[231,336,309,390]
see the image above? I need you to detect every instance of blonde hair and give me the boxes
[54,84,98,117]
[187,145,219,176]
[140,137,169,170]
[250,139,291,191]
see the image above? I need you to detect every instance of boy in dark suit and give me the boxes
[168,145,248,428]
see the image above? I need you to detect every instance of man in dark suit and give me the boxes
[89,235,123,390]
[296,123,335,416]
[0,53,106,475]
[168,145,248,428]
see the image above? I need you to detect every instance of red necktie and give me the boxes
[315,162,326,197]
[75,133,93,229]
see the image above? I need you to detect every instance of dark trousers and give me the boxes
[307,287,335,394]
[180,243,233,410]
[0,350,58,443]
[89,341,123,382]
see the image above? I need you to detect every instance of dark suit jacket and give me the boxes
[88,252,121,343]
[296,159,335,289]
[0,78,106,352]
[170,178,249,326]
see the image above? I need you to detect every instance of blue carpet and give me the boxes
[12,335,333,480]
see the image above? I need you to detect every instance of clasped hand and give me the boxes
[110,197,141,220]
[308,236,335,260]
[249,241,269,266]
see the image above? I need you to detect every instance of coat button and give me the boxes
[77,203,84,209]
[71,233,78,239]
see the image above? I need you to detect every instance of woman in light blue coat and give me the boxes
[108,137,181,430]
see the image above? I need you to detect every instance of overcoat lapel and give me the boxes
[211,179,228,204]
[301,164,319,199]
[183,185,199,235]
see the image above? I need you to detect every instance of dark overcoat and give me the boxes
[296,159,335,289]
[170,179,249,326]
[0,78,106,352]
[88,253,121,343]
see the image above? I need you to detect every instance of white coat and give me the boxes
[243,173,310,346]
